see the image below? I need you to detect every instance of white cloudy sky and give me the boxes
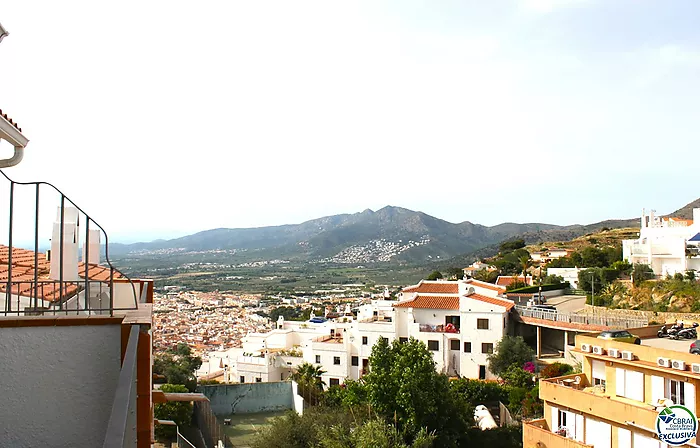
[1,0,699,243]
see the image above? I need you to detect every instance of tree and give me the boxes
[473,269,498,283]
[499,239,526,253]
[501,364,535,388]
[632,263,655,286]
[518,254,532,278]
[154,343,202,392]
[444,267,464,280]
[541,274,564,285]
[487,336,535,377]
[364,338,469,447]
[426,270,443,281]
[154,384,192,440]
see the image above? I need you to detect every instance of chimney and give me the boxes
[49,206,80,281]
[82,229,100,265]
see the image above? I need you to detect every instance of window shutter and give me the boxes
[551,406,558,429]
[686,382,696,414]
[651,375,665,403]
[617,427,631,448]
[592,360,605,381]
[627,370,644,402]
[616,368,625,397]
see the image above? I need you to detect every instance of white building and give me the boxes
[206,279,513,386]
[622,208,700,277]
[546,267,585,289]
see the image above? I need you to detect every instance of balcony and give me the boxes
[418,323,459,334]
[1,170,142,316]
[523,419,593,448]
[540,373,659,430]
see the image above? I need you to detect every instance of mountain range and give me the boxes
[111,199,698,265]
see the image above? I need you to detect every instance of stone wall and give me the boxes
[578,305,700,323]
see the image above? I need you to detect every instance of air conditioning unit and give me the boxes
[592,346,605,355]
[621,351,634,361]
[608,348,621,358]
[581,344,592,353]
[691,363,700,374]
[672,360,687,371]
[657,357,671,368]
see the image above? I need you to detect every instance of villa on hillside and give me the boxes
[622,208,700,277]
[198,279,513,384]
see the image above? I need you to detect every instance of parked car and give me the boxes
[532,304,557,312]
[597,330,641,345]
[690,340,700,355]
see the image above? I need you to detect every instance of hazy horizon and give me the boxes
[2,1,700,241]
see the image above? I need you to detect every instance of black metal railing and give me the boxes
[194,400,232,448]
[103,325,140,448]
[1,169,138,316]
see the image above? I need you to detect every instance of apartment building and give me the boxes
[524,330,700,448]
[623,208,700,277]
[204,279,514,385]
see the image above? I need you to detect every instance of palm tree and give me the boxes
[291,362,326,405]
[519,254,532,280]
[291,362,326,390]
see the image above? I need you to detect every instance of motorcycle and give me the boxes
[659,322,684,338]
[676,323,699,340]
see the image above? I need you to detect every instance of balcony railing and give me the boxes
[103,325,139,448]
[523,418,593,448]
[418,323,460,333]
[514,305,648,329]
[539,373,659,430]
[1,169,138,316]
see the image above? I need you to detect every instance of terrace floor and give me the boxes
[223,410,287,447]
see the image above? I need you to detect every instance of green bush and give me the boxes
[539,362,573,379]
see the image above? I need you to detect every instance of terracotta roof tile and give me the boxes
[0,244,124,302]
[495,276,529,287]
[402,281,459,295]
[467,293,514,311]
[0,108,23,132]
[464,279,506,292]
[394,295,460,310]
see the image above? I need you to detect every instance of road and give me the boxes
[545,295,587,313]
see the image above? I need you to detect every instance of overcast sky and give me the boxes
[1,0,699,243]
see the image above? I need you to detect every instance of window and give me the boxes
[558,410,567,429]
[329,378,340,386]
[592,360,606,388]
[479,365,486,380]
[450,339,460,351]
[333,356,341,365]
[255,377,262,383]
[464,342,472,353]
[351,356,359,366]
[428,340,439,351]
[240,376,245,383]
[362,336,368,345]
[477,319,489,330]
[669,379,686,406]
[399,337,408,344]
[503,317,506,329]
[482,343,494,354]
[315,355,321,364]
[445,315,460,329]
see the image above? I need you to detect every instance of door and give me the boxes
[479,365,486,380]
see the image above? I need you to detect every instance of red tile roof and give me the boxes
[464,279,506,292]
[0,244,124,302]
[467,293,514,311]
[394,295,460,310]
[402,281,459,295]
[495,276,529,287]
[0,108,23,132]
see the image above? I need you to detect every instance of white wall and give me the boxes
[0,323,122,447]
